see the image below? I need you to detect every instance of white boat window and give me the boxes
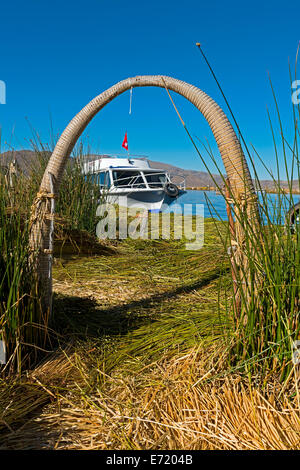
[112,170,146,188]
[143,171,167,188]
[98,171,111,188]
[86,171,111,188]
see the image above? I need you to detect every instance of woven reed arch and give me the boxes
[29,75,259,311]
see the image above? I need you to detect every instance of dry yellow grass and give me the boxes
[1,221,299,450]
[1,347,299,450]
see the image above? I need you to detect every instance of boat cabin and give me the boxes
[83,157,171,191]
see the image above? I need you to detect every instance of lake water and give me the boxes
[164,190,300,223]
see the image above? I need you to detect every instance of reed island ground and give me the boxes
[1,217,299,450]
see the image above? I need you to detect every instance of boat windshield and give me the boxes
[143,171,167,188]
[112,170,146,188]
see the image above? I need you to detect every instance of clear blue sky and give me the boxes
[0,0,299,179]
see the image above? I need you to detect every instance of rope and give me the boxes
[36,191,56,199]
[129,87,133,115]
[161,77,185,126]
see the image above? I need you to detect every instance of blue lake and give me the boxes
[164,190,300,223]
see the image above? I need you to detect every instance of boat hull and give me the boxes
[105,189,185,211]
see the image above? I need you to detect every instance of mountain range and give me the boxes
[0,150,298,192]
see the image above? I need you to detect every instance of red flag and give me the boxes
[122,132,128,151]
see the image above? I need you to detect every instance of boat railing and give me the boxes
[143,171,186,191]
[112,171,168,190]
[87,167,186,192]
[112,173,147,189]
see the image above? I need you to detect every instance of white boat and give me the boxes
[82,155,186,211]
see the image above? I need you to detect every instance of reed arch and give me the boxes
[29,75,259,310]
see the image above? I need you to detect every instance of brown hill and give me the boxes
[0,150,47,175]
[0,150,297,191]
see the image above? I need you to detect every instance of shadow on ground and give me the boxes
[52,267,225,339]
[0,267,225,450]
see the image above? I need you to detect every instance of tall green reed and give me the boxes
[55,143,102,234]
[0,141,102,372]
[228,71,300,380]
[28,141,102,234]
[0,168,46,373]
[190,56,300,380]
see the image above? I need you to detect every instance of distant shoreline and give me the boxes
[186,186,300,195]
[1,150,299,195]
